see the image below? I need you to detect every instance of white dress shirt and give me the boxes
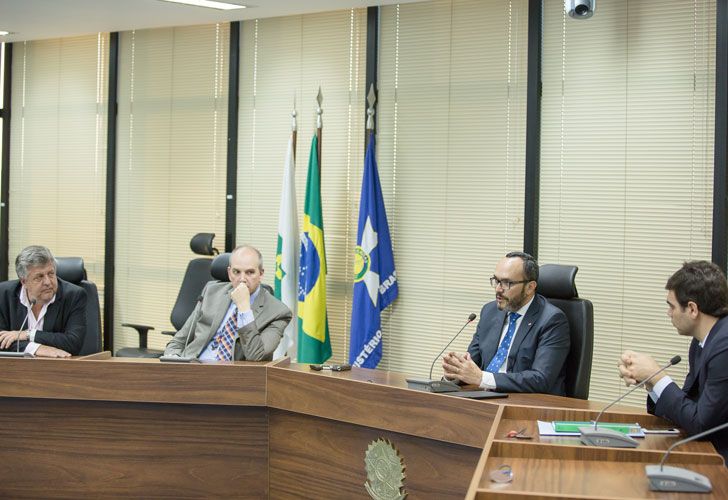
[19,285,56,355]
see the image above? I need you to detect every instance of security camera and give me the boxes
[565,0,595,19]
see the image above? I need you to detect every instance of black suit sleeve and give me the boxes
[34,286,87,355]
[0,289,22,352]
[652,344,728,436]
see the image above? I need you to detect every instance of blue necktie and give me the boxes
[486,312,521,373]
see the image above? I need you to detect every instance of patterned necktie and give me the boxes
[214,307,238,361]
[485,312,521,373]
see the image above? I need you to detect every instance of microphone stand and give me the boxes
[580,355,681,448]
[406,314,476,393]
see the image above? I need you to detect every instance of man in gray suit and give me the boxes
[442,252,571,395]
[164,245,292,361]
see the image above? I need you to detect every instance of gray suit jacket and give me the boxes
[164,281,292,361]
[466,294,570,395]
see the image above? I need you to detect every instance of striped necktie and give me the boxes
[214,308,238,361]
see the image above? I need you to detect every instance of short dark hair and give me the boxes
[665,260,728,318]
[505,251,539,282]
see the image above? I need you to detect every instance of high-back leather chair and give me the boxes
[115,233,218,358]
[55,257,101,355]
[537,264,594,400]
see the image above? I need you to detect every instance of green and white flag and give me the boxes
[273,134,299,360]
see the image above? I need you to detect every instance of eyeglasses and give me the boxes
[490,277,530,290]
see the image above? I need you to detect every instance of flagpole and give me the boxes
[366,83,376,148]
[348,82,399,368]
[274,98,300,361]
[291,95,297,162]
[315,87,323,172]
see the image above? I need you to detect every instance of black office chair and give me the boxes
[211,252,274,295]
[55,257,101,355]
[537,264,594,400]
[115,233,219,358]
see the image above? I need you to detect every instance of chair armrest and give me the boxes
[121,323,155,348]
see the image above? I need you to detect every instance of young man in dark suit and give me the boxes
[442,252,571,395]
[619,260,728,463]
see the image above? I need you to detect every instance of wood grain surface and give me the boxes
[0,398,268,498]
[269,409,481,499]
[1,358,726,499]
[476,456,728,499]
[495,417,718,455]
[0,357,269,405]
[267,364,499,447]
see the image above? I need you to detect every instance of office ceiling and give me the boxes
[0,0,419,43]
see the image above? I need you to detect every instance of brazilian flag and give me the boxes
[297,135,332,363]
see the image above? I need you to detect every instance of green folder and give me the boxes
[553,421,641,435]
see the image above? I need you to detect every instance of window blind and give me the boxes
[237,10,367,361]
[539,0,715,404]
[8,35,108,301]
[377,0,528,377]
[115,24,228,352]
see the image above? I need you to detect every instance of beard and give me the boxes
[496,286,529,312]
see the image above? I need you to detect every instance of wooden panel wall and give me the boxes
[269,409,482,499]
[0,398,268,499]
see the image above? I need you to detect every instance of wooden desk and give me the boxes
[467,404,728,499]
[0,357,725,499]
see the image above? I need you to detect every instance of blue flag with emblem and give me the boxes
[349,134,398,368]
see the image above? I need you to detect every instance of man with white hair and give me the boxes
[0,245,87,357]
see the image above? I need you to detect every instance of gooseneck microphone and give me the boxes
[159,296,203,363]
[428,313,477,380]
[646,420,728,493]
[406,313,477,393]
[580,355,681,448]
[16,298,37,353]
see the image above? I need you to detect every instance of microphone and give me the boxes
[0,298,38,358]
[645,420,728,493]
[159,295,203,363]
[16,298,37,352]
[406,313,477,393]
[580,355,681,448]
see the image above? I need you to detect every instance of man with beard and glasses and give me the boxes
[442,252,571,395]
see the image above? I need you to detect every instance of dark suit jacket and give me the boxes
[0,278,87,355]
[467,294,570,395]
[648,315,728,463]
